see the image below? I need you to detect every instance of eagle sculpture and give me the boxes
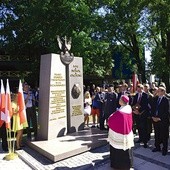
[57,35,72,54]
[57,35,74,65]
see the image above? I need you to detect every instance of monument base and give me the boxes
[27,128,108,162]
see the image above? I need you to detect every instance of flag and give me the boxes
[0,79,5,127]
[4,79,12,129]
[18,80,27,124]
[132,73,139,93]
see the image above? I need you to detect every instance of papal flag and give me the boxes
[18,80,27,124]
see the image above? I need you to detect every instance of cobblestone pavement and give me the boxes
[95,134,170,170]
[17,144,110,170]
[0,142,110,170]
[0,149,32,170]
[1,133,170,170]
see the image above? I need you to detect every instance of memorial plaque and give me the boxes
[68,57,84,133]
[38,54,67,140]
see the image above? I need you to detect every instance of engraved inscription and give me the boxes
[72,105,83,116]
[49,73,66,121]
[70,65,82,77]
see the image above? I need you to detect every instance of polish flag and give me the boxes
[18,80,27,124]
[0,79,5,127]
[4,79,12,129]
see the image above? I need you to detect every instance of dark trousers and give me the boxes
[147,117,152,141]
[135,115,148,144]
[153,121,169,152]
[99,109,105,130]
[132,115,137,134]
[0,122,8,151]
[26,107,37,139]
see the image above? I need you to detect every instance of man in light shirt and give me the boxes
[23,83,37,140]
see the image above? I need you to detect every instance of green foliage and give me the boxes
[0,0,170,86]
[149,47,168,74]
[98,0,147,81]
[0,0,113,80]
[145,0,170,89]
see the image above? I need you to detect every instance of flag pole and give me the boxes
[12,131,17,153]
[4,115,18,160]
[3,79,18,160]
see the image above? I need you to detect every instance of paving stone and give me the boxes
[1,131,170,170]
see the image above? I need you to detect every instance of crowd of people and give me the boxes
[0,80,169,169]
[83,82,170,169]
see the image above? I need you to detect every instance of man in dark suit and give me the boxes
[104,85,118,127]
[151,86,169,156]
[98,85,106,130]
[132,84,149,148]
[144,84,153,141]
[117,83,128,108]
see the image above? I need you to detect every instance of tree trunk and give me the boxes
[131,34,146,83]
[133,46,146,83]
[164,32,170,92]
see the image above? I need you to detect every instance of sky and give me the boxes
[145,50,151,62]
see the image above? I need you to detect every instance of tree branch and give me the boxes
[114,34,133,52]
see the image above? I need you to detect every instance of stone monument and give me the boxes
[68,57,84,133]
[38,53,67,140]
[37,36,84,140]
[28,37,107,163]
[57,35,84,133]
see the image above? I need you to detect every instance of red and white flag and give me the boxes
[0,79,12,129]
[4,79,12,129]
[18,80,27,124]
[0,79,5,127]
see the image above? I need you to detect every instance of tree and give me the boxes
[144,0,170,91]
[2,0,169,88]
[98,0,147,82]
[0,0,113,85]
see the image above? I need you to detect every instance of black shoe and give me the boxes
[144,143,148,148]
[152,148,161,152]
[162,150,167,156]
[91,125,95,128]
